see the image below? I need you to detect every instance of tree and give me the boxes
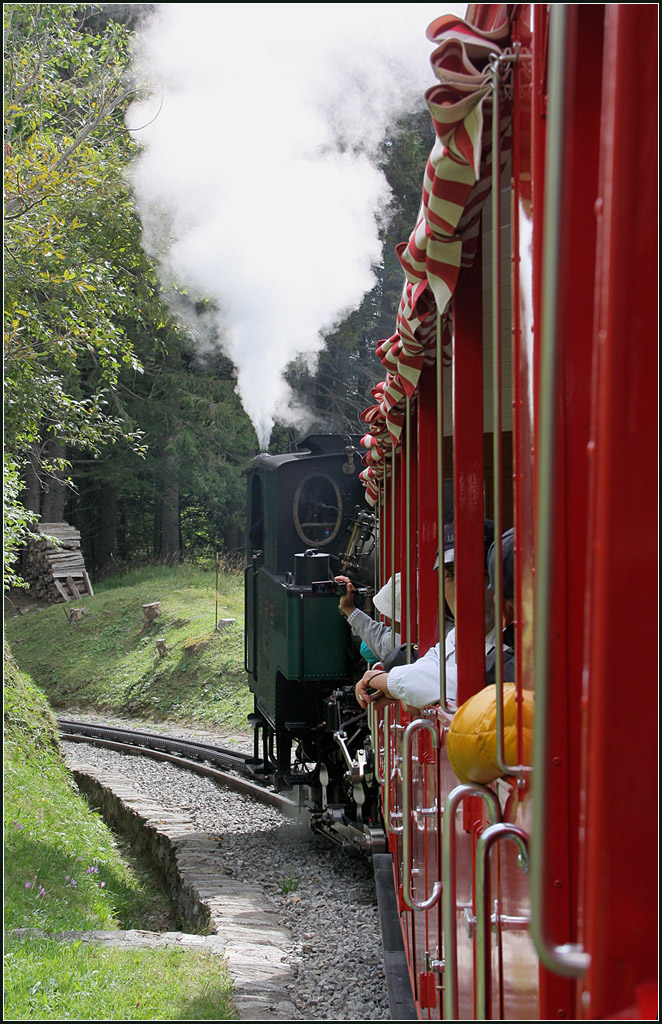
[65,317,258,571]
[3,4,150,584]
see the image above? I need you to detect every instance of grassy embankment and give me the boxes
[4,564,249,1020]
[5,562,253,726]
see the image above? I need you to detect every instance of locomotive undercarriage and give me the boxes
[247,687,386,856]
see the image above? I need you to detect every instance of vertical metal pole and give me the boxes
[474,824,530,1019]
[402,719,442,911]
[405,397,412,662]
[437,310,452,714]
[491,53,520,777]
[391,448,397,647]
[490,58,506,770]
[215,551,219,631]
[530,3,589,979]
[382,703,403,835]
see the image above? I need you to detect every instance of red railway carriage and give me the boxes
[360,5,657,1020]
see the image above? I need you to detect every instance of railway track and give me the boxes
[57,718,299,814]
[57,720,301,815]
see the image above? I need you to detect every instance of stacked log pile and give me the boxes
[25,523,94,603]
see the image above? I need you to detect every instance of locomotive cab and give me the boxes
[244,436,383,852]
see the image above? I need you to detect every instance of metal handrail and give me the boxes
[382,703,403,834]
[531,4,589,979]
[368,702,385,786]
[474,822,530,1019]
[442,783,502,1019]
[402,719,442,911]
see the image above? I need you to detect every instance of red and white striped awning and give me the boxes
[359,11,511,505]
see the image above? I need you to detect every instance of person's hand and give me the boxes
[334,575,356,617]
[355,667,394,710]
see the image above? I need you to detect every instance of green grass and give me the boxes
[5,563,253,729]
[3,938,237,1020]
[4,654,176,933]
[3,650,238,1020]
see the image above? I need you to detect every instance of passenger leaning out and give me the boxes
[355,520,502,712]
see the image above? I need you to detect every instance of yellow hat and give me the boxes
[446,683,534,785]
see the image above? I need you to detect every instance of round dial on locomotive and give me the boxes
[293,473,343,547]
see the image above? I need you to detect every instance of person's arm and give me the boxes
[386,643,456,708]
[355,667,396,710]
[346,608,394,660]
[334,576,394,660]
[334,575,357,617]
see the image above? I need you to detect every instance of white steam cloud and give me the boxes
[126,3,466,449]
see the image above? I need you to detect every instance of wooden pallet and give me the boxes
[52,571,94,602]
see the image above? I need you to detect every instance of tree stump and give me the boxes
[141,602,161,632]
[66,607,87,624]
[155,638,169,658]
[216,617,237,632]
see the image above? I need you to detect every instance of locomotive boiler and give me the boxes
[244,435,384,852]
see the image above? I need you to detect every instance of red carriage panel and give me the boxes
[361,4,657,1020]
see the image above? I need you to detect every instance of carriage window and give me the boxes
[293,474,342,547]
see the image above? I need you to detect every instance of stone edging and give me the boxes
[61,749,297,1021]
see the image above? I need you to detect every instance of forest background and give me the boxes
[4,3,433,588]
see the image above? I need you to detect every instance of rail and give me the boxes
[57,719,299,813]
[437,309,453,714]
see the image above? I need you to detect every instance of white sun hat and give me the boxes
[372,573,401,622]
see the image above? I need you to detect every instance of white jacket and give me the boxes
[386,627,498,708]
